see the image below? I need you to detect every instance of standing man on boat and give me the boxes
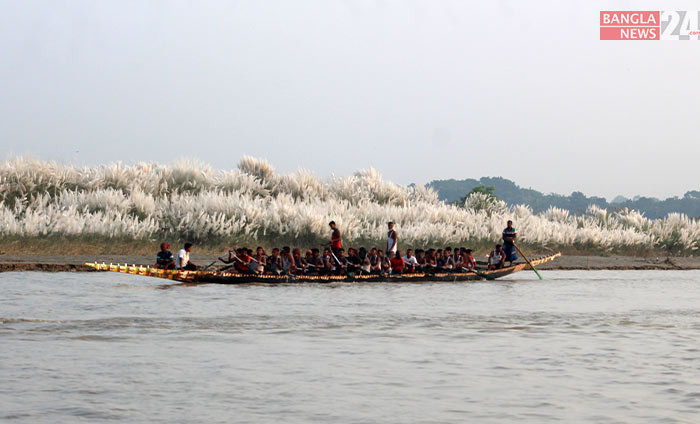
[176,242,197,270]
[325,221,342,257]
[386,222,398,258]
[502,220,518,265]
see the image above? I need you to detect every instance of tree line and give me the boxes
[427,177,700,219]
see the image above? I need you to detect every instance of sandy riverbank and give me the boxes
[0,254,698,273]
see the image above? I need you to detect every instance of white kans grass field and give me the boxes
[0,156,698,252]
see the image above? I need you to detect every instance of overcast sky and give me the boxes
[1,0,698,200]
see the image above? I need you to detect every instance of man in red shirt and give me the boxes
[235,248,253,273]
[389,249,405,274]
[325,221,342,257]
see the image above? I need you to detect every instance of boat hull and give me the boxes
[86,253,562,284]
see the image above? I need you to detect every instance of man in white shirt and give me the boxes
[403,248,418,273]
[176,242,197,270]
[387,222,398,258]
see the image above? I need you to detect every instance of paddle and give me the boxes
[320,245,346,270]
[217,254,242,272]
[218,264,237,272]
[461,267,496,280]
[330,251,348,270]
[202,259,219,271]
[513,243,543,280]
[234,252,265,274]
[217,252,258,273]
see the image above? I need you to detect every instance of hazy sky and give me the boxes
[1,0,698,200]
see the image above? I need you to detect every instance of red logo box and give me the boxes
[600,11,660,40]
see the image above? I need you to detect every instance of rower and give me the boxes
[425,249,437,271]
[292,248,307,274]
[403,249,418,273]
[369,248,382,274]
[440,247,455,270]
[334,248,349,275]
[218,247,259,274]
[389,249,405,274]
[253,247,267,269]
[265,248,281,274]
[176,242,197,270]
[360,256,371,274]
[379,250,391,274]
[156,242,175,269]
[488,244,506,269]
[310,248,325,274]
[502,220,518,265]
[244,248,264,274]
[415,249,426,271]
[280,246,297,275]
[453,248,462,268]
[358,248,371,274]
[347,248,361,267]
[304,249,315,272]
[322,248,336,273]
[235,248,252,273]
[463,249,477,271]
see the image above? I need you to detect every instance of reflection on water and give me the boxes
[2,270,700,423]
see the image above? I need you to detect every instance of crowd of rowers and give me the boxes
[156,220,520,276]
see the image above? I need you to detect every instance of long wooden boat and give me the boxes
[85,252,561,284]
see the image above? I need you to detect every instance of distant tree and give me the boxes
[454,185,497,206]
[685,190,700,200]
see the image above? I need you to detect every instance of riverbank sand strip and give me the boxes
[0,255,698,272]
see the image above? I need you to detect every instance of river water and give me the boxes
[1,270,700,423]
